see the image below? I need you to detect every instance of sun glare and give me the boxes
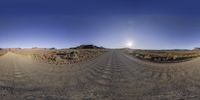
[126,41,134,48]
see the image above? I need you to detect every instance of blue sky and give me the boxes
[0,0,200,49]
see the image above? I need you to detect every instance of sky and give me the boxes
[1,0,200,49]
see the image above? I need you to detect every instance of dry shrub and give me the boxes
[131,50,200,63]
[12,49,107,65]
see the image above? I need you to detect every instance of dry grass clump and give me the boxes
[129,50,200,63]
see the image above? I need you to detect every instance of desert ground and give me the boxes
[0,49,200,100]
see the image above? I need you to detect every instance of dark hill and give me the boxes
[70,45,104,49]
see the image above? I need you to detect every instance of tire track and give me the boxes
[119,53,174,82]
[1,50,200,99]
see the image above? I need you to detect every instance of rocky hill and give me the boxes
[193,48,200,51]
[70,45,104,49]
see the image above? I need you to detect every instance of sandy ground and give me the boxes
[0,50,200,100]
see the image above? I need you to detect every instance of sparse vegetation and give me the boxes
[12,48,107,65]
[128,49,200,63]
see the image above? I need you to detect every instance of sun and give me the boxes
[126,41,134,48]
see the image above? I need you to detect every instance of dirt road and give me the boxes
[0,51,200,100]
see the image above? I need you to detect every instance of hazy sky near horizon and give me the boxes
[1,0,200,49]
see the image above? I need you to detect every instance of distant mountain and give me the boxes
[193,48,200,51]
[70,45,104,49]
